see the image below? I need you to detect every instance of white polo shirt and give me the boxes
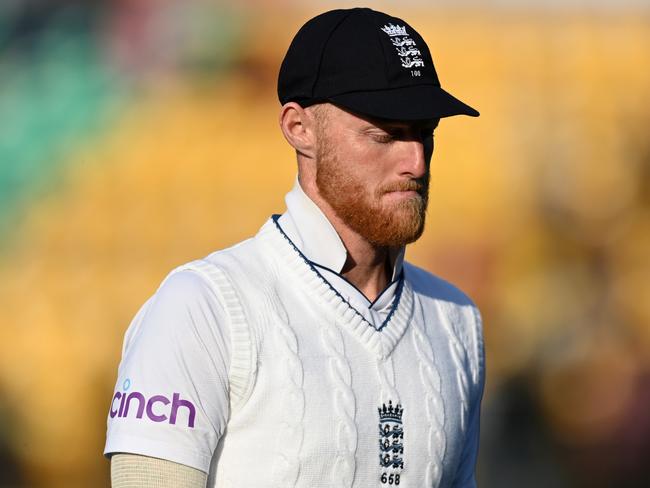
[104,177,406,465]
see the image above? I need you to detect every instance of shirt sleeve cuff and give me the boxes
[104,434,212,474]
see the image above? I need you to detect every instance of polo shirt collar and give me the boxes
[277,177,405,281]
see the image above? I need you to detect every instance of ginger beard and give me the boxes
[315,130,430,248]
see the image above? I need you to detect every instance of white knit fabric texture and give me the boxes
[179,260,255,410]
[270,312,305,486]
[105,218,484,487]
[435,300,471,431]
[322,320,358,487]
[411,298,447,487]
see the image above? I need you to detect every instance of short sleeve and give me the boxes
[104,270,231,473]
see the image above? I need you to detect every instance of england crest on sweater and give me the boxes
[379,400,404,485]
[106,216,485,487]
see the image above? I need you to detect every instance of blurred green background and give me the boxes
[1,0,649,486]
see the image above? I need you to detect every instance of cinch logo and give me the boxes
[109,379,196,428]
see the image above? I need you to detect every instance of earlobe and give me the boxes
[279,102,317,159]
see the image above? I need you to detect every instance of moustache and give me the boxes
[378,179,428,196]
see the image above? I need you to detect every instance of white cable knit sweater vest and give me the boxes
[180,218,484,488]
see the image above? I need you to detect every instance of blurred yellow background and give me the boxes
[0,1,649,486]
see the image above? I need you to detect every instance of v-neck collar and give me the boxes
[277,177,405,282]
[259,216,415,358]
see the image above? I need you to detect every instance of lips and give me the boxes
[381,189,425,207]
[380,180,425,194]
[380,182,427,201]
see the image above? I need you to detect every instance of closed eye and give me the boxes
[364,121,437,143]
[372,133,396,143]
[365,128,398,143]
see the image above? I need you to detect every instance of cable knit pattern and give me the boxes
[270,311,305,487]
[321,322,358,487]
[107,217,484,487]
[262,217,415,359]
[435,300,470,431]
[246,254,307,488]
[410,298,446,487]
[376,355,400,406]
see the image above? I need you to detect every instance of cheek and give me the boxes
[349,139,396,168]
[334,135,399,189]
[338,140,385,176]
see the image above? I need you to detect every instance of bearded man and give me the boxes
[105,7,485,488]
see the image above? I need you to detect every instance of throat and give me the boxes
[341,253,393,303]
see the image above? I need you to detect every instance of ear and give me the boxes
[279,102,318,159]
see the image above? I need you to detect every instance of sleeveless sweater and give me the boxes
[179,216,484,488]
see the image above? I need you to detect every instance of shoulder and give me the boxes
[404,261,485,389]
[142,265,232,327]
[194,220,286,288]
[201,231,270,275]
[403,261,476,309]
[126,269,226,346]
[156,268,216,303]
[152,230,265,302]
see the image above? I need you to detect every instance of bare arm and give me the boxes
[111,454,207,488]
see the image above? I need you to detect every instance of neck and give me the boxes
[339,227,392,302]
[300,174,394,302]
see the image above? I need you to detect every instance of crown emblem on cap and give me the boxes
[381,23,408,37]
[380,23,425,73]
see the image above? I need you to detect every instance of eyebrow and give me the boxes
[363,119,439,133]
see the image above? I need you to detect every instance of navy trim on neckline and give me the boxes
[272,214,404,332]
[310,261,401,309]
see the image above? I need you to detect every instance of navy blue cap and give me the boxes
[277,8,479,120]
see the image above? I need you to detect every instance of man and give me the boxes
[105,7,485,488]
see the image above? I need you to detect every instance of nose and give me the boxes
[399,139,428,179]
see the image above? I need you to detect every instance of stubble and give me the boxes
[314,124,429,248]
